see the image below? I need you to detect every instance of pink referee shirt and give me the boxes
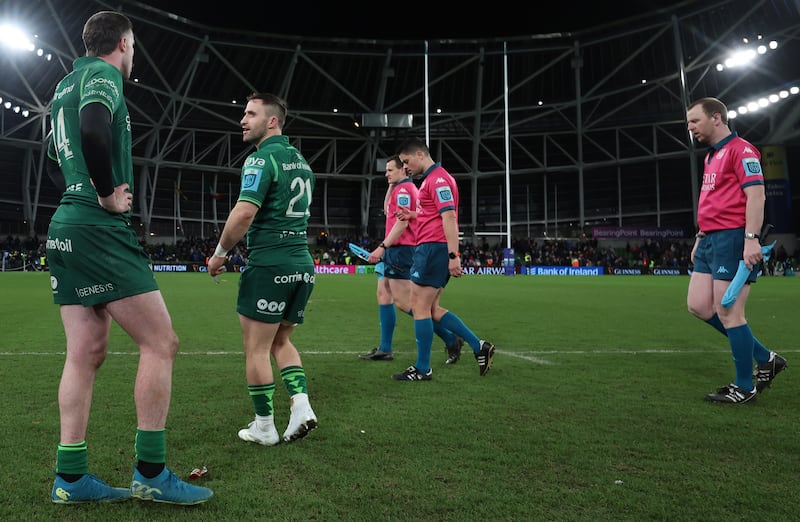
[385,178,418,246]
[697,133,764,232]
[415,163,458,244]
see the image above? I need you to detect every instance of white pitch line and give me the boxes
[499,351,554,364]
[2,348,795,358]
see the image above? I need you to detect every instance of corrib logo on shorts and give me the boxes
[742,157,762,176]
[242,167,262,190]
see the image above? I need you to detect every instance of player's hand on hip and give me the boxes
[97,183,132,214]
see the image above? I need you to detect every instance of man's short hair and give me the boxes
[83,11,133,57]
[396,137,429,156]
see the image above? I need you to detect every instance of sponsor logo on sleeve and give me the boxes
[242,167,262,190]
[435,185,453,204]
[742,157,762,176]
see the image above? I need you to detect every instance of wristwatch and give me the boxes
[744,232,760,240]
[448,252,460,259]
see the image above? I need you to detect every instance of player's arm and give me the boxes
[441,209,460,256]
[80,103,115,197]
[382,183,393,214]
[383,218,408,247]
[208,200,258,277]
[370,217,408,262]
[218,200,258,250]
[742,183,766,269]
[81,102,132,213]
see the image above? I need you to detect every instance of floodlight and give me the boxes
[724,49,756,69]
[0,24,34,51]
[715,39,780,72]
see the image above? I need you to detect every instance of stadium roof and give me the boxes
[1,0,799,238]
[151,0,693,39]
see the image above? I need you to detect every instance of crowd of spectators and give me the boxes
[1,235,47,272]
[322,234,799,274]
[2,233,797,275]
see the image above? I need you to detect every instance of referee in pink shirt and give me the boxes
[686,97,786,403]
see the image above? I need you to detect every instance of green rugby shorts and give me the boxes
[46,222,158,306]
[236,263,315,324]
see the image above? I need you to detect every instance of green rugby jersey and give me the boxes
[47,56,132,225]
[238,135,315,266]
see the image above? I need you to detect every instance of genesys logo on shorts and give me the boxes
[75,283,114,298]
[256,299,287,314]
[46,237,73,253]
[273,272,315,284]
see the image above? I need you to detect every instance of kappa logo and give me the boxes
[743,146,754,154]
[716,149,727,160]
[716,266,730,274]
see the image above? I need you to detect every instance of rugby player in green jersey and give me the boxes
[208,93,318,446]
[46,11,212,505]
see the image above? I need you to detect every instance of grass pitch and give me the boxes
[1,271,798,521]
